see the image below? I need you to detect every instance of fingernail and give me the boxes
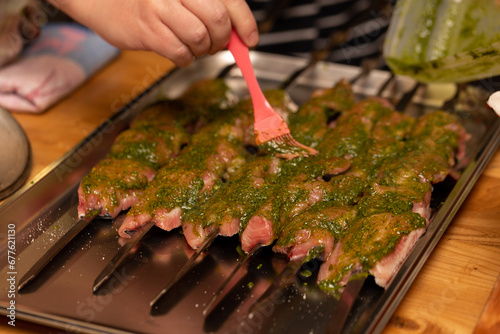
[248,30,259,47]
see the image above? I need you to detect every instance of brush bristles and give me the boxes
[271,133,319,156]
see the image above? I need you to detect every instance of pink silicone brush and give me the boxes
[227,29,318,156]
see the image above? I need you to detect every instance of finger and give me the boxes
[160,1,212,58]
[221,0,259,48]
[182,0,232,55]
[146,22,196,67]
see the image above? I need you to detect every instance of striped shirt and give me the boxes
[246,0,392,66]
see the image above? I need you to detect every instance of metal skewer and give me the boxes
[18,214,96,290]
[349,55,385,86]
[216,61,236,79]
[440,83,467,112]
[394,82,422,112]
[248,258,302,315]
[93,220,156,292]
[278,29,349,92]
[325,277,367,334]
[202,243,262,315]
[376,73,396,97]
[279,0,390,92]
[245,244,327,316]
[150,227,219,311]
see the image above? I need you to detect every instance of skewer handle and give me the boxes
[93,220,155,292]
[150,228,219,310]
[203,244,262,315]
[18,216,94,290]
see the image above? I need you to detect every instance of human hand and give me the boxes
[47,0,259,67]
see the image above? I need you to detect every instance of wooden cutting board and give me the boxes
[474,272,500,333]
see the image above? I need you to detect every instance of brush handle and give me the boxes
[227,29,274,122]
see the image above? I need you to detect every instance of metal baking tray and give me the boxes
[1,51,499,334]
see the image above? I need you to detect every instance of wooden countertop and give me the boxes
[2,50,500,333]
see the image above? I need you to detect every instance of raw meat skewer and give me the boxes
[202,84,378,311]
[78,78,237,219]
[318,111,469,292]
[181,156,282,249]
[118,114,251,237]
[88,76,239,291]
[77,102,189,219]
[158,82,356,312]
[240,96,396,254]
[20,77,239,291]
[274,106,417,260]
[201,81,362,315]
[149,90,298,309]
[242,83,467,323]
[243,95,416,312]
[120,89,295,239]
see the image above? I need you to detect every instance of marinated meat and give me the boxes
[269,101,416,267]
[78,159,155,218]
[108,124,188,169]
[119,89,298,238]
[317,212,426,291]
[77,79,235,219]
[78,75,469,296]
[181,156,281,249]
[287,79,355,148]
[317,110,468,292]
[77,102,188,219]
[318,97,395,161]
[119,133,247,237]
[180,78,238,128]
[240,157,351,253]
[273,204,357,262]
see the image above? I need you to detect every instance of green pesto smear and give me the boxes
[180,78,236,121]
[276,204,357,249]
[258,140,312,158]
[110,140,161,169]
[108,123,189,169]
[81,159,152,195]
[183,159,274,229]
[317,99,394,159]
[318,211,426,292]
[148,170,207,212]
[81,159,153,215]
[384,0,500,82]
[287,80,355,147]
